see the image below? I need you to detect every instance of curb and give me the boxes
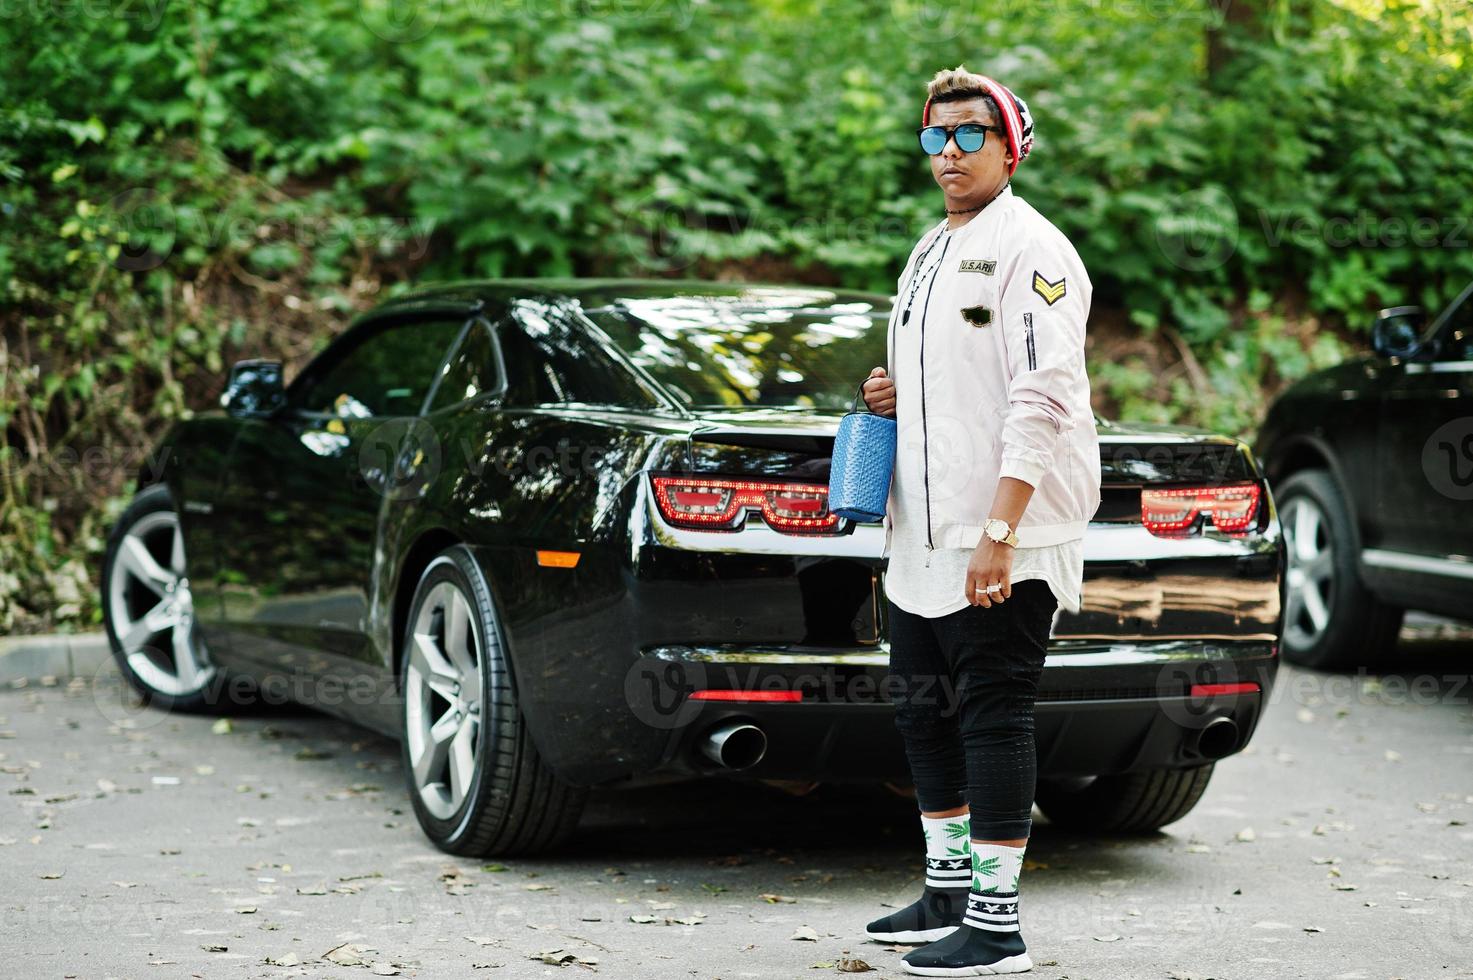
[0,632,112,685]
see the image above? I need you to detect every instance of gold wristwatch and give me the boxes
[982,518,1019,548]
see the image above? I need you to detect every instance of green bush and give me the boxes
[2,0,1471,631]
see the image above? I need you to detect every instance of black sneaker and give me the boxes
[900,892,1031,975]
[864,883,968,944]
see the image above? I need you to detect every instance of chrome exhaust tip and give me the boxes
[699,721,767,770]
[1194,716,1241,760]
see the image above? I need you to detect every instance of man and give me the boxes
[859,66,1102,975]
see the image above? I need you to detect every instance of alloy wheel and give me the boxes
[1281,494,1334,651]
[405,580,484,820]
[106,510,215,696]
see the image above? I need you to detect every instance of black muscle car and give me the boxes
[1256,279,1473,669]
[101,279,1283,856]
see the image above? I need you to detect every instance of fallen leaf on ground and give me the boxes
[323,942,373,966]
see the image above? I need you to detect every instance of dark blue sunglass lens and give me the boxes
[955,125,986,153]
[918,127,948,154]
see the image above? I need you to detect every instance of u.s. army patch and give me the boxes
[1032,271,1066,306]
[959,258,997,275]
[961,305,992,327]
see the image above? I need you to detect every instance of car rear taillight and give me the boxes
[1141,482,1261,535]
[651,475,840,533]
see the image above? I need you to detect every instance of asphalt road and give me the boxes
[3,627,1471,980]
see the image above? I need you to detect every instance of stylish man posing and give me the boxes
[860,66,1102,976]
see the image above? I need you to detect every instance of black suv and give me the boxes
[1256,279,1473,668]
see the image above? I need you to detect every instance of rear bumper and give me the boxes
[639,639,1277,782]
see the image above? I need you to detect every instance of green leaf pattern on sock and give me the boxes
[944,820,969,840]
[972,853,1000,892]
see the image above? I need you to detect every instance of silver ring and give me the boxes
[987,583,1003,593]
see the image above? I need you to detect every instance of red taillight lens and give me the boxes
[1141,482,1261,535]
[1190,682,1260,697]
[651,475,841,533]
[689,689,803,702]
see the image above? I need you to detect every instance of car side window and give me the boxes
[426,318,503,412]
[294,317,467,417]
[498,308,660,408]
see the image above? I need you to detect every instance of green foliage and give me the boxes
[2,0,1471,629]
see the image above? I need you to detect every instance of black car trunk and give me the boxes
[681,410,1262,529]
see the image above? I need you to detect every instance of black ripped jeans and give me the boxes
[885,579,1058,840]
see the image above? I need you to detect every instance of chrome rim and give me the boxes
[107,510,215,696]
[405,577,483,820]
[1281,494,1334,651]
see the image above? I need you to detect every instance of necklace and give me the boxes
[899,227,950,326]
[944,201,985,215]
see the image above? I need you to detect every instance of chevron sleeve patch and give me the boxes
[1031,271,1066,306]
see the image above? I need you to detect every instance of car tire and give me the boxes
[399,545,587,856]
[1275,468,1404,670]
[1035,764,1215,834]
[100,483,230,713]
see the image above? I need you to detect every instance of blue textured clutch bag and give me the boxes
[828,379,897,523]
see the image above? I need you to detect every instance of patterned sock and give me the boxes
[964,840,1025,934]
[922,812,973,890]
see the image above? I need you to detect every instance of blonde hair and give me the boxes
[925,64,995,103]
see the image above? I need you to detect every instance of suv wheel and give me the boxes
[1276,469,1403,669]
[400,545,586,856]
[1035,765,1215,833]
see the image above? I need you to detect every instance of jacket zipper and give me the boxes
[917,232,951,567]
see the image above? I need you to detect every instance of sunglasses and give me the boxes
[916,123,1002,155]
